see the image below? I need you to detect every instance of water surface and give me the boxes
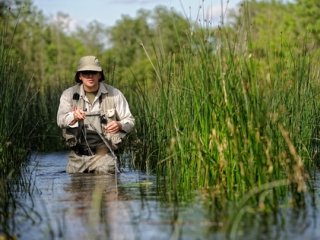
[13,152,320,239]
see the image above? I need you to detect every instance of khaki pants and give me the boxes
[66,148,118,174]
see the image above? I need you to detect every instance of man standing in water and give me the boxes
[57,56,135,174]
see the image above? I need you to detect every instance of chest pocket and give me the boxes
[100,89,116,123]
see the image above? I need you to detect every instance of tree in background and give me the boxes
[295,0,320,48]
[103,6,191,92]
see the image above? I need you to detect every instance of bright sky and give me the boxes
[33,0,243,30]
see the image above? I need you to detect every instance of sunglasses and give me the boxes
[80,71,99,76]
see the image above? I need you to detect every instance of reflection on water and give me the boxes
[12,152,320,239]
[18,152,214,240]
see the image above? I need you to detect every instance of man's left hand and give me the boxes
[105,121,122,133]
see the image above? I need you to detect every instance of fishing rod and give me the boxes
[85,113,120,174]
[82,114,120,193]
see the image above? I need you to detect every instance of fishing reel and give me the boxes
[100,114,108,124]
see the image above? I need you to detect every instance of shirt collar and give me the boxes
[99,82,108,95]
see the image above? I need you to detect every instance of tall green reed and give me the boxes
[0,34,34,172]
[0,17,64,236]
[0,31,36,237]
[134,16,318,208]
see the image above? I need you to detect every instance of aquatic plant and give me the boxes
[133,1,320,212]
[0,15,63,237]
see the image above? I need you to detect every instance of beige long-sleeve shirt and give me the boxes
[57,83,135,133]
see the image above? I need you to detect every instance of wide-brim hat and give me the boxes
[74,56,105,82]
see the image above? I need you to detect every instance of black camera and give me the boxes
[100,114,107,124]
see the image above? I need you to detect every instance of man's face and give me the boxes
[79,71,101,91]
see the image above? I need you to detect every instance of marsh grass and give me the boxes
[0,27,35,236]
[0,21,63,237]
[134,7,319,217]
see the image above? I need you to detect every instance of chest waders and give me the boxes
[62,83,121,174]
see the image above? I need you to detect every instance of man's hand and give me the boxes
[105,121,122,133]
[70,107,86,125]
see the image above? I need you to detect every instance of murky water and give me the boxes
[12,152,320,239]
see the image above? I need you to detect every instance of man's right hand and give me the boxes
[71,107,86,124]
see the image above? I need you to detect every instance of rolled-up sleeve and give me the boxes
[57,88,77,128]
[114,90,135,133]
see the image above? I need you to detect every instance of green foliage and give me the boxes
[1,1,320,233]
[72,20,107,54]
[295,0,320,45]
[129,0,320,211]
[0,19,34,237]
[0,34,33,170]
[103,6,191,90]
